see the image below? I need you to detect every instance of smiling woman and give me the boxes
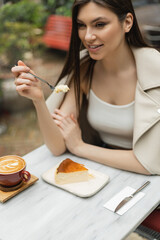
[12,0,160,175]
[77,3,133,60]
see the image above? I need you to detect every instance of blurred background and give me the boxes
[0,0,160,157]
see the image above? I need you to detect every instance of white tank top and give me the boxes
[87,90,134,149]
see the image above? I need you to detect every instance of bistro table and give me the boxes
[0,144,160,240]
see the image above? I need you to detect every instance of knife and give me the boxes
[114,181,150,213]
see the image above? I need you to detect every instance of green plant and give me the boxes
[0,1,48,27]
[0,22,37,67]
[0,0,49,68]
[42,0,74,16]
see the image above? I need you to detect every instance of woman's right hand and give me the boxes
[11,60,44,103]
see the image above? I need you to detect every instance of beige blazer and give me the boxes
[46,47,160,175]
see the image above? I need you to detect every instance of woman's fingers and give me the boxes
[19,72,38,82]
[52,113,71,129]
[14,72,39,89]
[15,78,38,87]
[11,60,36,78]
[52,110,78,137]
[17,60,27,66]
[11,60,44,101]
[53,110,77,125]
[54,109,67,118]
[16,84,31,92]
[54,119,65,129]
[54,118,66,130]
[52,111,72,124]
[15,72,38,86]
[52,113,63,121]
[17,60,36,76]
[61,116,75,130]
[15,78,31,86]
[53,119,60,126]
[70,113,77,124]
[11,65,30,77]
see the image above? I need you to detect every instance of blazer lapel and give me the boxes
[132,47,160,146]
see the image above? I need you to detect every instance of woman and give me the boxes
[12,0,160,175]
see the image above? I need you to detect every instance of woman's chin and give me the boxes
[89,53,103,61]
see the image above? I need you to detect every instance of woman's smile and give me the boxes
[87,44,104,52]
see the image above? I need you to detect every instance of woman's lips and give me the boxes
[87,44,104,52]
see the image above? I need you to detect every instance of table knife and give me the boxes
[114,181,150,213]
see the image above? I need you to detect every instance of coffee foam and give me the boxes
[0,157,25,174]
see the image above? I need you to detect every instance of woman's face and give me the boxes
[77,2,128,60]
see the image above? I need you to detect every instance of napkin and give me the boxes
[103,186,145,215]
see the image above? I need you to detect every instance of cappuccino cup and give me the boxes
[0,155,31,187]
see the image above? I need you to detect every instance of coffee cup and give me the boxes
[0,155,31,187]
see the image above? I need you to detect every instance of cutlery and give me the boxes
[28,72,55,90]
[114,181,150,213]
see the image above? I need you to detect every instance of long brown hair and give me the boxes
[56,0,148,113]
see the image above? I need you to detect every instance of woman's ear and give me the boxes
[124,13,133,33]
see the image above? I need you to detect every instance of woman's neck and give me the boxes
[96,44,135,76]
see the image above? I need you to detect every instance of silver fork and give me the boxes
[28,72,55,90]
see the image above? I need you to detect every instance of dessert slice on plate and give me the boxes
[55,158,90,184]
[42,158,110,198]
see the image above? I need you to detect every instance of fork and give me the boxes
[28,72,55,90]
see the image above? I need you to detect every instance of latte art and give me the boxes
[0,158,25,174]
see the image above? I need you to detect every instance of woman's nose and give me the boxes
[85,28,96,41]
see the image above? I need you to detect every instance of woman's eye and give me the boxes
[77,23,85,29]
[95,22,106,28]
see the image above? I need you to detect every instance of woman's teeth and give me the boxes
[89,45,103,49]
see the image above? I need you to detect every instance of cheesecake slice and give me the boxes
[55,158,89,184]
[54,84,69,93]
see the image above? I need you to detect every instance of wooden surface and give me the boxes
[0,145,160,240]
[0,175,39,203]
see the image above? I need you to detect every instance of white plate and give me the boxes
[42,165,110,198]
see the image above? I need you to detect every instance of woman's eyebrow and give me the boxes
[77,17,108,23]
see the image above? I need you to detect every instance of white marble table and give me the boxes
[0,145,160,240]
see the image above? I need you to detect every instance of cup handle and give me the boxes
[21,170,31,182]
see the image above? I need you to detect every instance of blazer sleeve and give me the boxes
[46,75,71,113]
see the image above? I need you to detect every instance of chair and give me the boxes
[42,15,72,51]
[135,207,160,240]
